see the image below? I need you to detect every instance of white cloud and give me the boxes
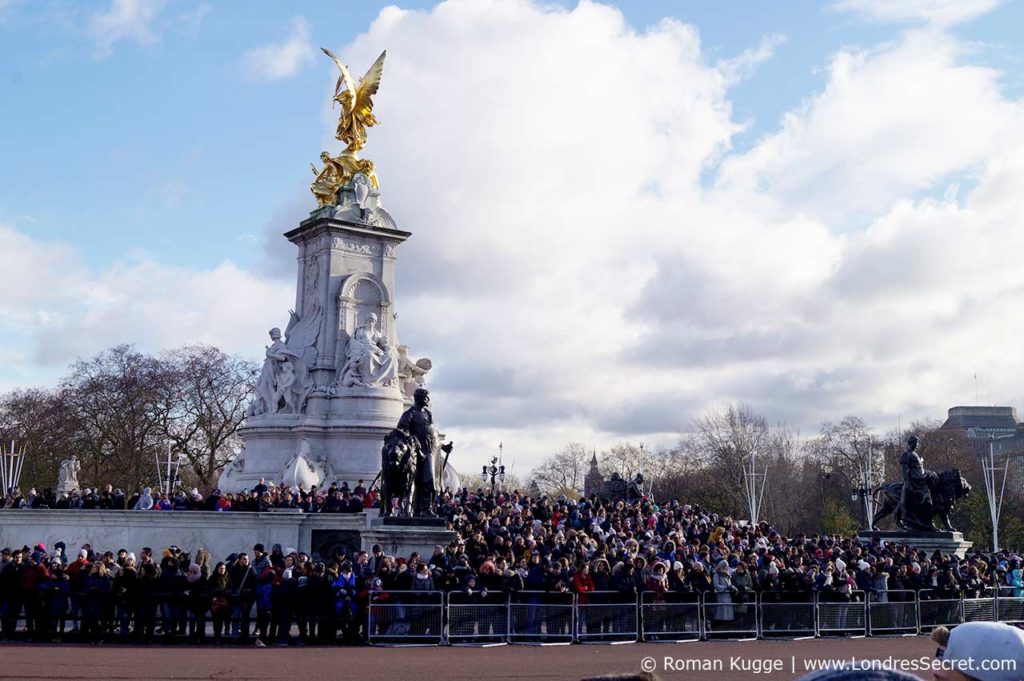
[832,0,1002,26]
[7,0,1024,476]
[240,16,315,81]
[0,223,291,371]
[715,29,1014,226]
[90,0,166,58]
[320,0,1024,470]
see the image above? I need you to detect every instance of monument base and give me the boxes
[858,530,974,558]
[0,510,456,565]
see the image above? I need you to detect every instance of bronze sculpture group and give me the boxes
[379,388,454,518]
[871,435,972,532]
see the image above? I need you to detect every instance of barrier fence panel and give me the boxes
[446,591,508,645]
[367,591,444,645]
[575,591,637,643]
[917,590,963,630]
[509,591,574,644]
[816,590,867,637]
[997,588,1024,624]
[760,592,816,638]
[962,589,996,625]
[868,590,918,635]
[702,591,758,639]
[640,592,701,642]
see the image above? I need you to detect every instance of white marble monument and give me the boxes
[218,176,436,493]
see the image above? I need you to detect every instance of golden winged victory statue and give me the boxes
[311,48,386,208]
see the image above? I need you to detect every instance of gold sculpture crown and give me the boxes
[311,49,386,208]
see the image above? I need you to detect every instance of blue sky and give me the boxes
[5,0,1019,273]
[2,0,1024,469]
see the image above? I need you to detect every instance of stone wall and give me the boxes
[0,510,454,562]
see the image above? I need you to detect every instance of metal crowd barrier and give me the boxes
[15,584,1024,646]
[508,590,574,644]
[640,591,701,642]
[446,591,508,645]
[702,590,758,639]
[760,592,815,638]
[918,589,963,630]
[962,588,996,624]
[997,587,1024,624]
[816,590,866,637]
[367,590,444,645]
[868,590,918,635]
[576,591,638,643]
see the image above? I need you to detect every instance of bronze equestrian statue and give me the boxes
[870,436,972,532]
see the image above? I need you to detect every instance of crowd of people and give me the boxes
[1,485,1023,646]
[1,479,375,513]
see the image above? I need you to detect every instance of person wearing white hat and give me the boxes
[934,621,1024,681]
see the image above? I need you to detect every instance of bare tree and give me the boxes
[529,442,590,495]
[599,442,659,482]
[154,345,258,490]
[0,388,77,491]
[60,345,170,490]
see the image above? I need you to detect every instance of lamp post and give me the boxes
[483,444,505,493]
[983,434,1013,552]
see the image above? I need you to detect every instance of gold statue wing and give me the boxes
[355,50,386,109]
[321,47,356,107]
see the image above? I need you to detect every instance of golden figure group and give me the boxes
[311,48,386,208]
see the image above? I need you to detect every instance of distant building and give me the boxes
[584,452,603,499]
[941,405,1024,492]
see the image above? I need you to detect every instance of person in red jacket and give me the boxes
[572,562,595,605]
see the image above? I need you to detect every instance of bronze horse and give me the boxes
[379,429,417,518]
[871,468,971,532]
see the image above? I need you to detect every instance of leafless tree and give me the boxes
[154,345,258,490]
[60,345,169,490]
[529,442,591,495]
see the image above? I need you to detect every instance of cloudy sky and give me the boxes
[2,0,1023,474]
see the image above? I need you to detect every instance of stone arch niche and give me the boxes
[334,271,393,377]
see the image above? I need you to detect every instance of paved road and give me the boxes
[0,637,938,681]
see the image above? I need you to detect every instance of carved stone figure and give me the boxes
[56,456,81,494]
[338,313,399,388]
[281,438,321,491]
[397,345,432,403]
[396,388,453,516]
[872,467,972,532]
[250,305,323,416]
[217,449,246,491]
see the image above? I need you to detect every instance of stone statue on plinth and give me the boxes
[250,306,322,417]
[337,313,400,388]
[397,345,432,404]
[56,455,81,495]
[396,388,453,517]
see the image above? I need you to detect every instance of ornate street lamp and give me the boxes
[483,444,505,492]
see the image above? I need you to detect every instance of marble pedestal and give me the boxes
[0,510,455,564]
[220,194,419,493]
[858,530,974,558]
